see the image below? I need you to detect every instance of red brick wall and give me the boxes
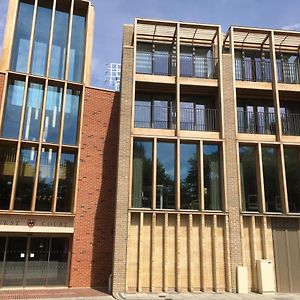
[70,87,120,290]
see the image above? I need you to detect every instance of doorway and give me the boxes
[272,219,300,293]
[0,236,70,288]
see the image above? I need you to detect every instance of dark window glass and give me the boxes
[22,82,44,141]
[262,147,281,212]
[0,237,6,283]
[62,88,80,145]
[14,146,37,210]
[284,148,300,213]
[68,9,86,82]
[49,4,69,79]
[132,140,152,208]
[157,142,175,209]
[56,152,76,212]
[42,85,63,143]
[1,79,25,139]
[204,144,222,210]
[35,148,57,212]
[47,238,69,286]
[180,143,199,210]
[154,44,172,76]
[30,1,52,76]
[0,144,17,210]
[134,100,151,128]
[239,145,259,211]
[10,0,34,72]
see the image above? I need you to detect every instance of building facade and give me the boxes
[113,19,300,295]
[0,0,118,290]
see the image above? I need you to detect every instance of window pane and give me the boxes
[30,1,52,76]
[134,100,151,128]
[10,0,34,72]
[180,143,198,210]
[56,152,76,212]
[132,140,152,208]
[49,5,69,79]
[43,85,63,143]
[284,148,300,213]
[204,144,222,210]
[157,142,175,209]
[62,88,80,145]
[68,11,86,82]
[239,145,259,211]
[262,147,281,212]
[14,146,37,210]
[0,144,17,210]
[136,43,152,74]
[22,82,44,141]
[35,148,57,211]
[1,79,25,139]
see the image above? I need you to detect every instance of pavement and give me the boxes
[0,289,300,300]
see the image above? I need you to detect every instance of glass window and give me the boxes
[62,88,81,145]
[35,148,57,212]
[132,140,153,208]
[239,145,259,211]
[157,142,175,209]
[68,9,86,82]
[49,3,69,79]
[14,146,37,211]
[262,147,281,212]
[284,148,300,213]
[43,85,63,143]
[180,101,194,130]
[180,143,199,210]
[56,152,76,212]
[1,79,25,139]
[30,1,52,76]
[180,46,193,77]
[136,43,152,74]
[22,82,44,141]
[0,144,17,210]
[154,44,172,76]
[10,0,34,72]
[204,144,222,210]
[134,100,151,128]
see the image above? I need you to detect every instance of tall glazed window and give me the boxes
[49,2,70,80]
[10,0,34,72]
[132,140,153,208]
[56,152,76,212]
[42,85,63,143]
[62,87,81,145]
[22,82,44,141]
[1,78,25,139]
[0,144,17,210]
[68,6,86,82]
[30,0,53,76]
[14,146,38,211]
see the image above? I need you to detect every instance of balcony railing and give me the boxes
[237,110,276,134]
[235,58,272,82]
[180,56,218,79]
[281,112,300,136]
[136,51,176,76]
[134,104,176,129]
[277,61,300,84]
[180,107,219,132]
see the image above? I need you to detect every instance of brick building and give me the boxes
[0,0,300,296]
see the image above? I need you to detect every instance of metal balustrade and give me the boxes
[237,110,276,134]
[277,61,300,84]
[281,112,300,136]
[180,107,219,131]
[235,58,272,82]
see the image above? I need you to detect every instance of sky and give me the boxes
[1,0,300,88]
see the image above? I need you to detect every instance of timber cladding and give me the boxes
[70,87,120,289]
[0,73,5,108]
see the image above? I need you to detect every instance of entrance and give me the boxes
[0,236,70,288]
[272,219,300,293]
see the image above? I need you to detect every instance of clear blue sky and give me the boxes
[1,0,300,88]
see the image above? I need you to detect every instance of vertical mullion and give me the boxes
[9,76,29,211]
[279,144,289,214]
[52,82,67,213]
[176,139,180,211]
[176,23,180,133]
[64,0,74,81]
[72,85,85,214]
[26,0,38,74]
[45,237,52,287]
[31,80,49,212]
[23,237,31,287]
[257,143,266,213]
[82,2,92,84]
[199,141,204,211]
[152,138,157,209]
[45,0,57,78]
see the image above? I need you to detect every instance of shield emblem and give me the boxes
[27,219,36,228]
